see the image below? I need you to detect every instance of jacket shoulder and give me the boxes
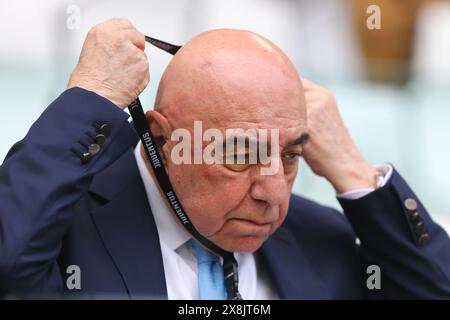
[286,194,356,240]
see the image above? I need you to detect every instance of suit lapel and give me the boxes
[259,225,331,299]
[88,149,168,299]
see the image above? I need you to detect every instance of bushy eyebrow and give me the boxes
[221,132,309,153]
[286,133,310,147]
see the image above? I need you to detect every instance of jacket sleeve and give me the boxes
[0,87,137,295]
[338,168,450,299]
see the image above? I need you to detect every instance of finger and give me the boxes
[142,68,150,89]
[107,18,135,30]
[141,51,150,71]
[134,48,150,78]
[129,45,149,65]
[124,29,146,51]
[301,77,321,92]
[303,90,324,105]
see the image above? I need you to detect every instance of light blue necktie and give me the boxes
[192,240,227,300]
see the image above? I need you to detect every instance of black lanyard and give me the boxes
[128,36,242,300]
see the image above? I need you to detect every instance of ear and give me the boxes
[145,110,172,163]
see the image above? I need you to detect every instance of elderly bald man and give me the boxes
[0,19,449,299]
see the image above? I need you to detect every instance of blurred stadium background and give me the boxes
[0,0,449,231]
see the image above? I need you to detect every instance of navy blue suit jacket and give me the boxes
[1,88,450,299]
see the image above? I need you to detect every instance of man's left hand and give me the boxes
[301,78,377,194]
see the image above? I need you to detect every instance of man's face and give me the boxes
[155,30,307,252]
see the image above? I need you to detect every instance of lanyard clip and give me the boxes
[224,257,242,300]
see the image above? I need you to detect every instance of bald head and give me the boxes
[154,29,306,130]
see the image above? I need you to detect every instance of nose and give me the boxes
[250,158,290,206]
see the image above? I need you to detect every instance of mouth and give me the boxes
[228,218,274,236]
[232,218,273,226]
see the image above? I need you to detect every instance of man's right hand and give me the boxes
[67,18,149,109]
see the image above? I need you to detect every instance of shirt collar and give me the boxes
[134,141,191,251]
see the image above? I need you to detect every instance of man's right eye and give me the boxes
[223,154,252,172]
[224,163,252,172]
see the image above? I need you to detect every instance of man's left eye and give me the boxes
[283,152,302,160]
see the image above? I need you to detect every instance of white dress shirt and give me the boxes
[133,142,392,300]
